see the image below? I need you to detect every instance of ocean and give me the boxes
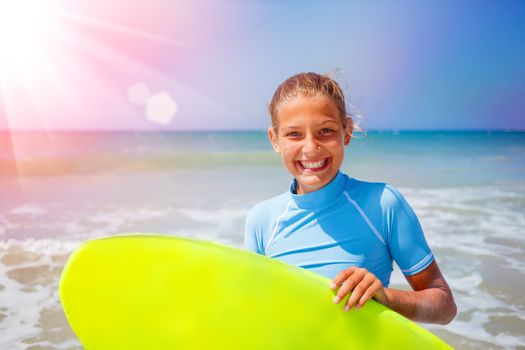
[1,130,524,349]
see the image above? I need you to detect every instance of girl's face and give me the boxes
[268,96,351,194]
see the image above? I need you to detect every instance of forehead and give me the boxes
[276,96,342,126]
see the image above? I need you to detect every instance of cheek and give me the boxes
[324,138,344,151]
[281,149,296,162]
[278,142,298,157]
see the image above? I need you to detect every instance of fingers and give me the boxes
[334,269,366,303]
[330,267,384,312]
[344,273,375,311]
[330,266,358,290]
[356,279,383,309]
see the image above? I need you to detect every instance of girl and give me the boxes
[244,72,456,324]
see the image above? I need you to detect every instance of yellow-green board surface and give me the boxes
[59,234,451,349]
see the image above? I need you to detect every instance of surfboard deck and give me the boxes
[59,234,451,349]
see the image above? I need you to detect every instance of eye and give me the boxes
[285,131,301,137]
[320,128,334,135]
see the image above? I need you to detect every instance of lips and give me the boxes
[297,157,330,171]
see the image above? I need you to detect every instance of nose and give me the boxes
[302,133,320,155]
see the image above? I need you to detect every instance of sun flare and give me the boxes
[0,0,211,134]
[0,0,59,77]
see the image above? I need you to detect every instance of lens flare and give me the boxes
[145,92,178,125]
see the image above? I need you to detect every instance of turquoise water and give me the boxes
[0,131,524,349]
[1,131,524,186]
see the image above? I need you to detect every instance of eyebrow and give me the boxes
[320,120,339,126]
[281,120,339,130]
[281,126,299,131]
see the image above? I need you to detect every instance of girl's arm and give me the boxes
[330,261,457,325]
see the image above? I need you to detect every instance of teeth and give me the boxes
[300,159,327,169]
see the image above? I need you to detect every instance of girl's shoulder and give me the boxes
[246,191,291,224]
[344,176,410,210]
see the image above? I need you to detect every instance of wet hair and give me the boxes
[268,72,354,133]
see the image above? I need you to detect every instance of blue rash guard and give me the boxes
[244,171,434,287]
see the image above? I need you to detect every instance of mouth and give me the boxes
[297,157,330,172]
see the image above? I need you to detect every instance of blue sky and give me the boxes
[1,0,524,131]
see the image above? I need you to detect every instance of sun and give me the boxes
[0,0,60,79]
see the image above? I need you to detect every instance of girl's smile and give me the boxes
[297,157,330,172]
[268,96,351,194]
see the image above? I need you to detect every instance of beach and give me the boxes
[1,130,524,349]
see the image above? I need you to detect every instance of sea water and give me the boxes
[0,131,524,349]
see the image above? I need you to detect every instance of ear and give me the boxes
[268,127,281,153]
[344,117,353,145]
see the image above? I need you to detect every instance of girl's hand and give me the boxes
[329,267,387,312]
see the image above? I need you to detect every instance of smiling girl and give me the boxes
[244,72,456,324]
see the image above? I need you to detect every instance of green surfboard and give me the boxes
[59,234,451,349]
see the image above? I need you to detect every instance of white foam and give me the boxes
[176,207,247,224]
[88,206,166,233]
[0,238,80,256]
[9,205,46,216]
[425,270,525,348]
[176,207,248,236]
[0,215,14,237]
[436,314,525,348]
[0,238,82,349]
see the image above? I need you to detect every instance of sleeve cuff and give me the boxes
[400,253,434,276]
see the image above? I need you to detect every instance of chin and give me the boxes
[297,174,333,193]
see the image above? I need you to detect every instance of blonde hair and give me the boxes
[268,72,355,133]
